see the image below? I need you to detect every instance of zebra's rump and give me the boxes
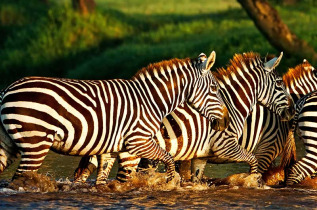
[0,77,134,156]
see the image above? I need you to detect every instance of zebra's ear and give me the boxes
[202,51,216,74]
[264,52,283,72]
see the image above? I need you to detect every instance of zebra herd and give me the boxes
[0,50,315,187]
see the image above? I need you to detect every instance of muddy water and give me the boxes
[0,141,316,209]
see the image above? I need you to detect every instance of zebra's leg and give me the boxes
[213,139,258,174]
[191,159,207,182]
[117,152,141,182]
[74,155,98,184]
[0,129,20,173]
[255,145,279,174]
[177,160,191,181]
[125,138,175,182]
[96,154,116,185]
[13,143,52,179]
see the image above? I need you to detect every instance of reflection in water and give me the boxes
[0,140,316,209]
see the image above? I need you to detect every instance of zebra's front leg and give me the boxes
[191,159,207,182]
[96,154,116,185]
[74,155,98,184]
[177,160,192,181]
[125,138,175,182]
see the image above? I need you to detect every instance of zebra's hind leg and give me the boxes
[0,129,20,173]
[96,154,116,185]
[74,155,98,184]
[125,138,175,182]
[13,145,51,180]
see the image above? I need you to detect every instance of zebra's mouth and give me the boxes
[280,99,295,121]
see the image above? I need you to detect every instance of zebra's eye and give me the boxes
[210,85,217,92]
[276,79,283,87]
[313,69,317,77]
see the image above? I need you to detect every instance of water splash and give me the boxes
[263,166,317,189]
[211,173,265,189]
[93,167,209,193]
[3,167,317,193]
[262,166,285,186]
[9,172,58,192]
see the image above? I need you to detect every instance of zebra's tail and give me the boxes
[280,128,297,169]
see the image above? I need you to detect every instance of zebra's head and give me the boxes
[257,52,295,121]
[188,51,229,131]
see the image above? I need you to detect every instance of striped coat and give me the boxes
[74,52,294,184]
[0,52,228,182]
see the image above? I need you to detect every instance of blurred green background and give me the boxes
[1,0,317,87]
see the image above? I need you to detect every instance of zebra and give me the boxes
[74,52,295,184]
[0,51,229,182]
[188,59,317,182]
[281,89,317,185]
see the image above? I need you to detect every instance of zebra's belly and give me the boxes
[51,133,125,156]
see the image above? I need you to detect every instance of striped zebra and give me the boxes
[74,52,295,184]
[188,59,317,181]
[0,52,229,182]
[282,90,317,185]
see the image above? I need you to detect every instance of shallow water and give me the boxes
[0,141,316,209]
[1,182,317,209]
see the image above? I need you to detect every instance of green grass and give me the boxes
[0,0,317,87]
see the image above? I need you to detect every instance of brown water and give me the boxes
[0,142,317,209]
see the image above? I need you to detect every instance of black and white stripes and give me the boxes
[74,52,294,184]
[0,52,228,182]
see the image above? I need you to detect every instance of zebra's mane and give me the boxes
[283,60,313,84]
[213,52,262,80]
[132,57,191,80]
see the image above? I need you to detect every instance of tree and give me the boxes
[72,0,96,15]
[281,0,299,5]
[237,0,317,62]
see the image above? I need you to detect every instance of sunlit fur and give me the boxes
[240,60,317,175]
[0,54,226,182]
[284,90,317,185]
[74,52,293,183]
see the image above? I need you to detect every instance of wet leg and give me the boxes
[125,138,175,182]
[96,154,116,185]
[74,155,98,184]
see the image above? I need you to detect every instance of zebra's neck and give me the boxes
[216,66,259,137]
[287,82,314,104]
[131,59,197,121]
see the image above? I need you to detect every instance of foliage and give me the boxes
[0,0,316,87]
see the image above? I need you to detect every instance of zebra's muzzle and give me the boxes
[280,98,295,121]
